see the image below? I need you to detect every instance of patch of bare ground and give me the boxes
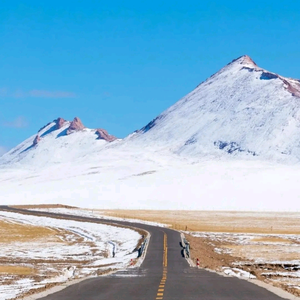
[186,233,300,298]
[186,234,237,270]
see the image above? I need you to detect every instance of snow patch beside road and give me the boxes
[0,211,141,300]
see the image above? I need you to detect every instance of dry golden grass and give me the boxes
[0,220,63,243]
[187,234,300,298]
[225,244,300,261]
[0,265,36,275]
[251,236,292,243]
[98,210,300,234]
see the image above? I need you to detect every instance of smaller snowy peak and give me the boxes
[95,129,117,142]
[55,117,66,130]
[33,135,41,146]
[67,117,85,135]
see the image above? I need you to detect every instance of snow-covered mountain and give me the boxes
[1,55,300,211]
[2,55,300,166]
[0,117,117,167]
[127,55,300,162]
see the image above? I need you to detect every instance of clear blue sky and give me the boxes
[0,0,299,154]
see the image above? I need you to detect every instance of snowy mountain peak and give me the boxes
[130,55,300,163]
[227,56,300,98]
[231,55,257,67]
[0,116,118,167]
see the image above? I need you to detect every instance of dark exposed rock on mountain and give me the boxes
[67,117,85,135]
[55,117,66,130]
[33,135,41,146]
[95,129,117,142]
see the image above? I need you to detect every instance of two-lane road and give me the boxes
[0,206,286,299]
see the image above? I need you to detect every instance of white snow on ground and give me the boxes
[261,271,300,278]
[0,279,39,300]
[1,157,300,211]
[0,211,141,300]
[190,232,300,264]
[223,267,256,279]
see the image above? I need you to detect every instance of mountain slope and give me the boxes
[0,117,117,168]
[2,55,300,166]
[129,55,300,162]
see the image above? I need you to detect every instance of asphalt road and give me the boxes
[0,206,286,300]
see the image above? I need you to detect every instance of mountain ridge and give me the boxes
[1,55,300,166]
[0,117,117,167]
[1,55,300,211]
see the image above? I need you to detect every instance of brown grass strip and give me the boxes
[0,220,63,243]
[99,210,300,234]
[0,265,36,275]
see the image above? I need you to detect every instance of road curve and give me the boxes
[0,206,286,300]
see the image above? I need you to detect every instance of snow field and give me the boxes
[1,157,300,211]
[0,211,141,300]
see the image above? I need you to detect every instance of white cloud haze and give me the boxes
[28,90,76,98]
[0,88,76,99]
[2,116,28,128]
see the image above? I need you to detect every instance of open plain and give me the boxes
[1,207,300,299]
[100,209,300,234]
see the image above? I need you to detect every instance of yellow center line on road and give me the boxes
[155,232,168,300]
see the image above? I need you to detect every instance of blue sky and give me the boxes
[0,0,299,154]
